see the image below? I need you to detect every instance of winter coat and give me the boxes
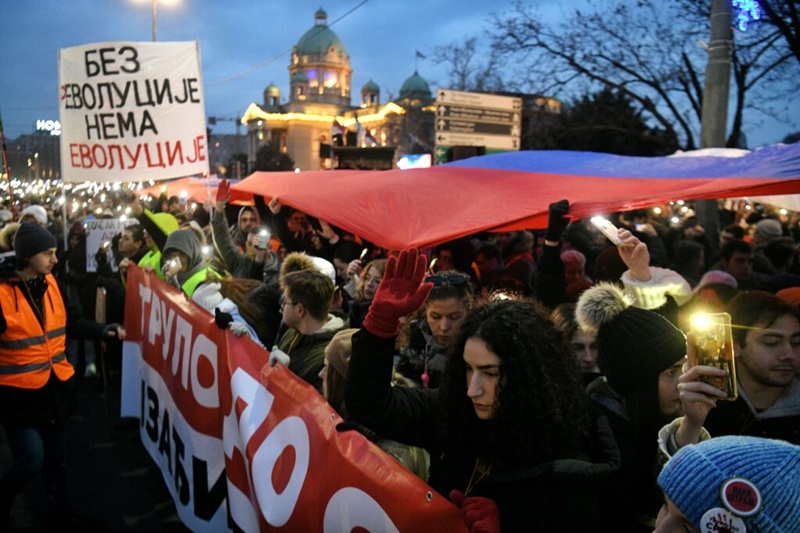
[0,274,105,427]
[346,331,621,532]
[704,377,800,445]
[211,210,280,285]
[277,314,348,392]
[587,377,665,532]
[395,319,448,388]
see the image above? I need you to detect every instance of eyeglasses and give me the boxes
[424,273,469,286]
[279,294,293,308]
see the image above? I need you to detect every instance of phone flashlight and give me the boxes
[590,216,623,246]
[257,229,270,250]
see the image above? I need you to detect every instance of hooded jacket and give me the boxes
[229,206,259,251]
[162,229,219,297]
[211,209,280,285]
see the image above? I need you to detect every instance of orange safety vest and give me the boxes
[0,273,74,389]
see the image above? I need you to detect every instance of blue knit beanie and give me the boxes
[658,436,800,531]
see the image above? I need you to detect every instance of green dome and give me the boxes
[399,71,431,100]
[362,79,380,93]
[295,9,347,57]
[264,82,280,97]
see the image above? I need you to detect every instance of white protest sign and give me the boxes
[85,218,137,273]
[59,41,209,182]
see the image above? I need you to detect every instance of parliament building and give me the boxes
[240,8,435,171]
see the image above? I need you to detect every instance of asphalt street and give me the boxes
[1,355,188,532]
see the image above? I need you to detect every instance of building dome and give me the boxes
[291,71,309,83]
[295,8,347,58]
[264,82,280,97]
[263,82,281,107]
[399,71,431,101]
[362,80,380,93]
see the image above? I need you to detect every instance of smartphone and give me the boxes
[590,216,623,246]
[308,216,323,233]
[690,312,738,401]
[359,248,369,260]
[162,257,182,275]
[257,229,270,250]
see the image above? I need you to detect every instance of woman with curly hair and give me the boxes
[345,248,619,532]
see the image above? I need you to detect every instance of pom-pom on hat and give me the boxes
[658,436,800,532]
[311,256,336,285]
[576,282,686,395]
[14,222,57,260]
[21,205,48,226]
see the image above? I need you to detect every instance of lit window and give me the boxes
[324,71,338,88]
[307,70,318,88]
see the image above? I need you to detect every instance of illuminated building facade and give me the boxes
[241,8,435,171]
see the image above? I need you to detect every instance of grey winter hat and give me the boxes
[755,218,782,239]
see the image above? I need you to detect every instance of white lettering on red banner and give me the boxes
[121,265,467,531]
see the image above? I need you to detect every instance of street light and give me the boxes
[151,0,157,42]
[133,0,180,42]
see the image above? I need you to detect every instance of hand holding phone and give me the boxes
[690,313,737,401]
[590,217,623,246]
[162,257,182,277]
[255,229,270,250]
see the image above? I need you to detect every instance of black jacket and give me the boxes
[345,330,620,532]
[704,380,800,445]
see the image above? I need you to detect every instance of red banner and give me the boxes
[122,265,466,531]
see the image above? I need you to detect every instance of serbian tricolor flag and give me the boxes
[231,143,800,251]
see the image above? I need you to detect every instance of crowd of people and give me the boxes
[1,184,799,531]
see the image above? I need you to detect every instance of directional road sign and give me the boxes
[434,89,522,164]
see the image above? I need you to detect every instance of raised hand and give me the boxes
[268,197,282,215]
[545,199,570,243]
[674,332,728,447]
[617,228,651,281]
[215,179,231,211]
[362,248,433,338]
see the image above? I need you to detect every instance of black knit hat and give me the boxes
[14,222,57,260]
[576,283,686,395]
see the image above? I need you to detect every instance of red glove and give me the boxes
[215,179,231,206]
[450,490,501,533]
[362,248,432,338]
